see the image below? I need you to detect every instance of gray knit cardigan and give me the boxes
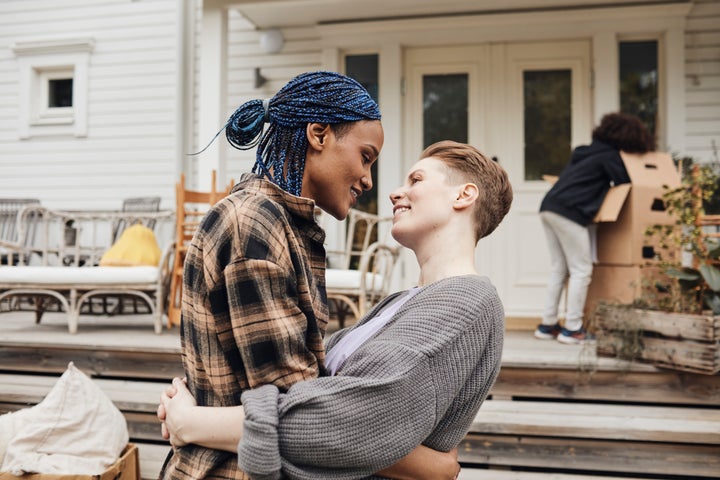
[238,274,505,479]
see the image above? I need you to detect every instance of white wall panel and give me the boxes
[685,0,720,162]
[223,13,322,185]
[0,0,180,210]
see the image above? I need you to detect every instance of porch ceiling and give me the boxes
[216,0,685,28]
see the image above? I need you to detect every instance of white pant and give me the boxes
[540,211,593,332]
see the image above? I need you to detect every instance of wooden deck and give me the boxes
[1,311,719,479]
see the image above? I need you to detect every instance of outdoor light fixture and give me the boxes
[255,29,284,89]
[259,28,284,54]
[254,67,267,89]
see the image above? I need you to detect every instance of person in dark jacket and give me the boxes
[536,112,655,344]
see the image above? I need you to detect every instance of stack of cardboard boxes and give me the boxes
[585,151,681,321]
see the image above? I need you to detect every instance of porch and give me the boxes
[0,311,718,480]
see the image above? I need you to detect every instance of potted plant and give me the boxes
[645,159,720,314]
[595,157,720,374]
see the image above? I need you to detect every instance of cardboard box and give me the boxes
[585,264,664,323]
[0,444,139,480]
[593,151,681,266]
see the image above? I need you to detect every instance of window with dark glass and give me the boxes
[619,40,658,137]
[524,69,572,181]
[49,78,73,108]
[422,73,468,148]
[345,54,379,215]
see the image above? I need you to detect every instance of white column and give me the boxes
[378,42,402,221]
[664,27,686,155]
[197,3,227,190]
[379,42,405,289]
[320,47,343,256]
[321,47,339,72]
[174,0,193,181]
[592,31,619,124]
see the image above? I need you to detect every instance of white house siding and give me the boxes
[221,14,322,183]
[686,0,720,163]
[1,1,716,207]
[0,0,181,211]
[213,2,720,179]
[188,0,202,189]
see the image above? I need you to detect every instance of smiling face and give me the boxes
[301,120,384,220]
[389,157,460,249]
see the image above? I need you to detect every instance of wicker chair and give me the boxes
[111,196,162,243]
[324,209,399,328]
[0,198,41,266]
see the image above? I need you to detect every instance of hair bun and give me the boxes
[225,99,267,150]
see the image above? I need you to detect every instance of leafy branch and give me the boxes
[644,159,720,314]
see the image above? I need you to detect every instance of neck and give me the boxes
[413,233,478,287]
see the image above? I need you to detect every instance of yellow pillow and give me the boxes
[100,224,161,267]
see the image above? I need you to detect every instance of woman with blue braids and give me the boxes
[159,71,386,479]
[160,72,461,480]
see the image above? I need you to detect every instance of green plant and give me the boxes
[645,158,720,314]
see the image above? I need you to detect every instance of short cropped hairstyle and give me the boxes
[222,71,381,196]
[592,112,655,153]
[421,141,513,242]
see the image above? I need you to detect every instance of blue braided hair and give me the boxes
[224,71,381,196]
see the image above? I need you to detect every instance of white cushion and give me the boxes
[326,268,384,291]
[0,266,159,285]
[1,362,128,475]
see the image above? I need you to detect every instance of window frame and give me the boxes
[34,67,75,126]
[12,36,94,139]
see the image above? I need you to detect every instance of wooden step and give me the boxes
[459,469,648,480]
[0,373,162,409]
[473,399,720,444]
[461,399,720,478]
[461,434,720,478]
[135,442,170,480]
[0,343,182,380]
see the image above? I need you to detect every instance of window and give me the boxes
[523,69,572,181]
[345,54,379,215]
[619,40,658,138]
[34,67,75,125]
[422,73,468,147]
[49,77,73,108]
[12,37,93,138]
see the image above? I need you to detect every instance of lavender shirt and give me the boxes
[325,287,421,375]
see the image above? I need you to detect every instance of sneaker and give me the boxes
[556,327,596,345]
[534,323,561,340]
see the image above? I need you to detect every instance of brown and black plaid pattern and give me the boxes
[161,174,329,480]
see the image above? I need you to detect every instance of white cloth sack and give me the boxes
[0,409,30,468]
[1,362,129,475]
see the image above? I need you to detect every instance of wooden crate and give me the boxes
[595,305,720,375]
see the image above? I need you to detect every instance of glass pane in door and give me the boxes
[423,73,468,148]
[524,69,571,181]
[619,40,658,137]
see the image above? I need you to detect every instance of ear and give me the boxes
[306,123,332,151]
[453,183,479,211]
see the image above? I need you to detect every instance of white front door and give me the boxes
[403,41,591,319]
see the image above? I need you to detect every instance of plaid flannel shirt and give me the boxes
[161,174,329,480]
